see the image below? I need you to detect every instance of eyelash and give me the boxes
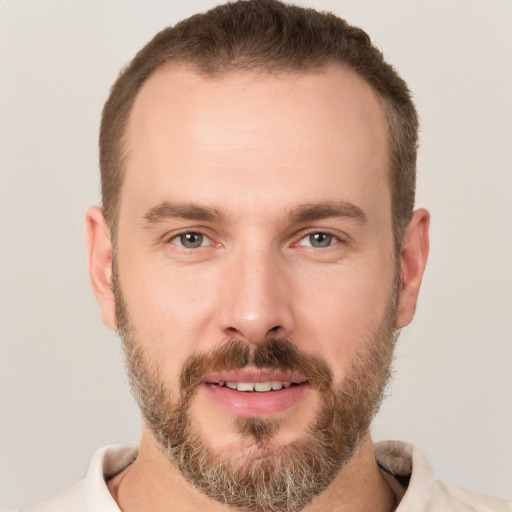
[167,231,215,250]
[166,229,344,251]
[294,230,343,249]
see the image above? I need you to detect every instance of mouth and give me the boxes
[203,370,310,416]
[216,381,295,392]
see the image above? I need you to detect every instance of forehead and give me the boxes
[122,63,390,222]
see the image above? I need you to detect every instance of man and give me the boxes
[25,1,511,511]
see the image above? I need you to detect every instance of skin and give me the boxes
[86,63,429,511]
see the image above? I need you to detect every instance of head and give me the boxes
[99,0,418,252]
[87,2,429,511]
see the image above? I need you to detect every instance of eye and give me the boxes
[297,232,339,248]
[170,232,211,249]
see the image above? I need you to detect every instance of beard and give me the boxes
[114,274,399,512]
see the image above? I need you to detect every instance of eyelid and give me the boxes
[293,229,346,248]
[164,228,217,248]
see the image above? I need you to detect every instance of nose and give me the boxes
[217,246,295,344]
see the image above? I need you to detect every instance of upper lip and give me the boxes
[205,369,308,385]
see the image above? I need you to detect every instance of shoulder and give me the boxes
[24,480,86,512]
[429,481,512,512]
[23,444,138,512]
[375,441,512,512]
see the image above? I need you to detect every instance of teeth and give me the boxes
[221,381,293,392]
[237,382,255,392]
[254,382,272,392]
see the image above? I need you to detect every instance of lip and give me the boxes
[205,369,307,385]
[203,369,310,417]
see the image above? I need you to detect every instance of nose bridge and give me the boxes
[218,241,294,343]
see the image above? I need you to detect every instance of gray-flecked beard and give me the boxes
[114,276,398,512]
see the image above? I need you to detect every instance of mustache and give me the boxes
[180,338,333,397]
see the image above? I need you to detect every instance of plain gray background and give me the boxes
[1,0,511,509]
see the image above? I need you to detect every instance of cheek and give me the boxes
[117,256,221,369]
[293,263,395,382]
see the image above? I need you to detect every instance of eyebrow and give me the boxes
[142,201,222,225]
[288,201,367,224]
[142,199,366,226]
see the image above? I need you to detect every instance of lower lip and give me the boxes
[204,383,310,417]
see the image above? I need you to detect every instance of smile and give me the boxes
[217,381,294,392]
[203,371,310,416]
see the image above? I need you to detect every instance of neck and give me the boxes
[109,430,400,512]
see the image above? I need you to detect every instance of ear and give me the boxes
[85,206,117,330]
[396,208,430,328]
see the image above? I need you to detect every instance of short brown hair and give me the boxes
[100,0,418,249]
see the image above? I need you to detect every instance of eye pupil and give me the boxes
[180,232,203,248]
[309,232,332,247]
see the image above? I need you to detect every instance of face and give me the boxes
[88,63,427,511]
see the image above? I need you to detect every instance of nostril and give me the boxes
[225,327,244,338]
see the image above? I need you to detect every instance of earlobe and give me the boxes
[396,208,430,329]
[85,206,117,330]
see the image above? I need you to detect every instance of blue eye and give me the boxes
[299,232,337,248]
[172,232,208,249]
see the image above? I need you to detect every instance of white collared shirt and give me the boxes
[22,441,512,511]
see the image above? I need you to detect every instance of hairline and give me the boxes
[108,59,403,251]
